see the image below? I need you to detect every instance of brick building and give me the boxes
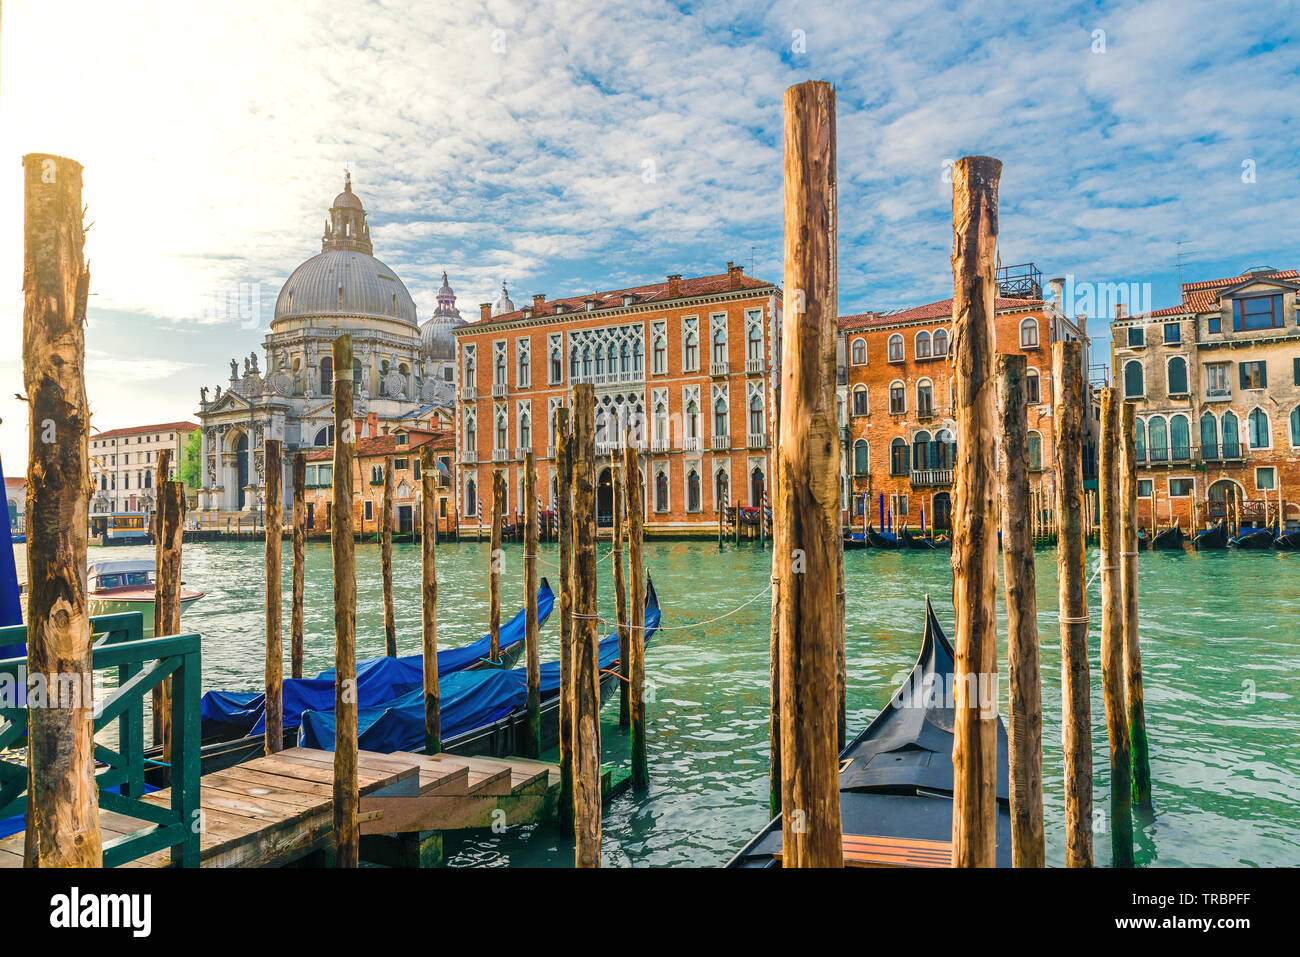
[837,274,1093,534]
[450,265,781,535]
[300,413,456,537]
[1111,266,1300,532]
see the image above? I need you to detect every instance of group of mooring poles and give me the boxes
[769,86,1153,867]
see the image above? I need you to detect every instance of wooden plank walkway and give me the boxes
[0,747,559,868]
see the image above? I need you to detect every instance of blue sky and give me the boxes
[2,0,1298,473]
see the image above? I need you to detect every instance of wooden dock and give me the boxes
[0,747,560,868]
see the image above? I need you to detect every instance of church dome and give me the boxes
[419,270,464,360]
[274,249,418,324]
[492,281,515,317]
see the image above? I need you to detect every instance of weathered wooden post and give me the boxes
[21,152,101,867]
[1119,403,1152,809]
[554,407,575,829]
[623,434,648,788]
[775,80,843,868]
[613,467,630,728]
[997,353,1044,867]
[768,449,782,821]
[490,469,504,662]
[421,447,441,754]
[1054,338,1093,867]
[331,334,359,867]
[523,451,541,758]
[1099,388,1133,866]
[381,456,396,657]
[264,438,284,754]
[291,452,306,679]
[152,448,182,770]
[949,155,1002,868]
[571,384,602,867]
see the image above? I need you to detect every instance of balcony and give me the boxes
[596,439,625,456]
[460,385,476,401]
[650,438,670,453]
[746,358,764,375]
[462,450,478,465]
[570,369,645,387]
[910,468,953,487]
[1205,388,1232,402]
[514,447,531,461]
[492,448,508,462]
[916,407,935,423]
[747,432,766,449]
[492,382,508,398]
[711,435,730,451]
[683,436,701,452]
[545,445,555,459]
[1201,445,1245,463]
[710,361,729,377]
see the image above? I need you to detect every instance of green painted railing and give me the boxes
[0,612,201,867]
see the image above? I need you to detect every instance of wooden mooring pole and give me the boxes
[768,449,782,821]
[1099,388,1133,865]
[623,434,648,789]
[571,384,602,867]
[22,152,101,867]
[776,80,842,868]
[490,469,504,662]
[291,452,306,679]
[950,154,1002,868]
[152,448,182,772]
[422,447,441,754]
[382,456,396,657]
[1120,403,1153,809]
[554,407,575,829]
[1054,338,1093,867]
[523,451,541,758]
[264,438,283,754]
[614,466,630,729]
[331,334,359,867]
[997,353,1044,867]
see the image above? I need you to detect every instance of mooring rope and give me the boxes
[570,581,773,633]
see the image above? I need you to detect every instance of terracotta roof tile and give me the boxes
[93,421,199,441]
[843,297,1046,328]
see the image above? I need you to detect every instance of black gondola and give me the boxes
[1150,525,1185,550]
[1275,529,1300,550]
[728,597,1012,868]
[865,526,900,549]
[901,527,938,550]
[844,531,868,550]
[1230,526,1273,549]
[1192,521,1228,550]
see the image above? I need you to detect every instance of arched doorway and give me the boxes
[750,466,764,507]
[234,432,249,508]
[932,492,952,532]
[597,467,614,527]
[1207,478,1241,525]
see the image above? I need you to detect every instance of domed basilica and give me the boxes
[195,175,464,511]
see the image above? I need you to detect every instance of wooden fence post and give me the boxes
[1120,403,1152,809]
[422,447,441,754]
[997,353,1044,867]
[614,467,629,728]
[1054,338,1093,867]
[331,334,359,867]
[554,407,575,829]
[523,451,541,758]
[490,469,504,662]
[291,452,305,679]
[571,384,602,867]
[264,438,283,754]
[623,434,648,788]
[776,80,843,868]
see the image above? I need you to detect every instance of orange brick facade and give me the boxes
[451,266,780,535]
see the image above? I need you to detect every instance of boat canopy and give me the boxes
[87,560,155,579]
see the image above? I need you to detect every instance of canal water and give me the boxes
[28,538,1300,867]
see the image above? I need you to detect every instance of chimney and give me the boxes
[727,261,744,290]
[1049,277,1065,305]
[1115,303,1127,319]
[367,412,379,439]
[666,274,682,298]
[532,293,545,313]
[479,302,492,322]
[354,416,365,441]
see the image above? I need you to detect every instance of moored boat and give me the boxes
[843,532,867,550]
[1150,525,1185,550]
[1230,526,1273,549]
[865,526,900,549]
[1193,521,1228,550]
[87,560,205,619]
[728,596,1011,868]
[1274,529,1300,550]
[901,527,939,550]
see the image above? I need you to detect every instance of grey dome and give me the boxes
[420,314,464,360]
[274,249,417,324]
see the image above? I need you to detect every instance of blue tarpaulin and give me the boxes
[298,579,660,753]
[199,579,554,741]
[1,454,23,645]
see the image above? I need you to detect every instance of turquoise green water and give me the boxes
[76,539,1300,867]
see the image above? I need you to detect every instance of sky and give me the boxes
[1,0,1297,475]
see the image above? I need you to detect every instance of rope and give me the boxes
[1058,615,1091,624]
[572,582,774,633]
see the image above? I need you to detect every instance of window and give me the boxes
[495,408,508,449]
[369,465,383,484]
[516,340,531,387]
[1200,412,1218,459]
[1206,363,1230,397]
[654,471,669,512]
[1256,467,1276,491]
[683,318,699,371]
[653,396,668,444]
[850,338,866,365]
[364,500,374,521]
[1020,318,1040,348]
[685,398,700,439]
[1124,360,1144,398]
[888,334,904,362]
[912,431,932,470]
[494,342,507,385]
[1137,479,1153,497]
[889,438,909,476]
[519,409,531,449]
[915,331,931,359]
[413,458,421,480]
[1025,369,1041,404]
[747,318,763,361]
[932,329,948,356]
[1169,478,1193,497]
[393,458,408,472]
[1233,295,1282,331]
[747,394,764,435]
[715,470,729,509]
[1295,356,1300,385]
[549,334,563,384]
[1222,411,1240,457]
[1170,415,1190,461]
[1163,322,1181,344]
[1248,408,1270,449]
[916,380,933,415]
[889,381,905,414]
[1291,407,1300,447]
[1148,416,1168,462]
[652,324,667,374]
[853,440,869,475]
[1127,327,1143,347]
[1165,356,1188,395]
[852,386,868,416]
[320,356,333,396]
[1208,315,1221,334]
[466,480,477,517]
[713,397,728,437]
[713,326,727,365]
[935,429,956,469]
[1239,361,1266,390]
[463,412,477,453]
[686,469,701,512]
[1028,431,1042,470]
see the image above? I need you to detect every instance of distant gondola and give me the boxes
[728,596,1011,868]
[901,527,938,550]
[1230,526,1273,549]
[865,526,900,549]
[1150,525,1185,550]
[843,532,868,550]
[1275,529,1300,550]
[1192,521,1228,550]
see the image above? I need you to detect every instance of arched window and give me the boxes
[1248,408,1270,449]
[713,396,728,437]
[686,469,701,512]
[320,356,333,396]
[1134,418,1146,461]
[1148,416,1168,462]
[684,331,698,371]
[582,346,593,378]
[353,357,363,388]
[888,334,904,362]
[749,394,763,435]
[1124,360,1144,398]
[1200,412,1218,459]
[1167,356,1189,395]
[915,331,931,359]
[654,471,669,511]
[935,429,956,469]
[1025,368,1041,404]
[748,323,762,361]
[851,385,868,416]
[889,380,905,414]
[916,379,934,415]
[654,398,668,443]
[1027,431,1042,470]
[712,327,727,365]
[632,339,643,374]
[932,328,948,356]
[1222,411,1240,457]
[653,333,666,374]
[313,426,334,447]
[495,410,508,449]
[890,437,909,476]
[1020,318,1039,348]
[853,439,869,475]
[685,398,700,438]
[466,479,478,517]
[463,412,476,453]
[495,351,507,383]
[1170,414,1190,461]
[850,338,866,364]
[519,410,531,449]
[912,430,933,470]
[715,469,729,508]
[620,341,631,374]
[1291,407,1300,447]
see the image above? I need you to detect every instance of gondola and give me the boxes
[1230,526,1273,549]
[901,527,939,550]
[843,532,868,550]
[1274,529,1300,550]
[728,596,1011,868]
[1150,525,1185,550]
[865,526,900,549]
[1192,521,1228,550]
